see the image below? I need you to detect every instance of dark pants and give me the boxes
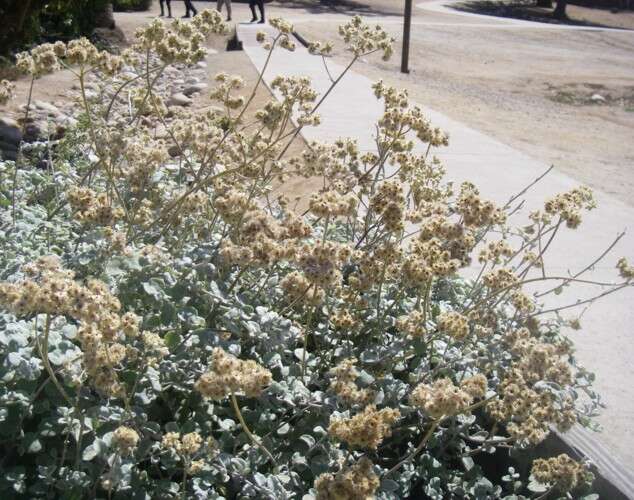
[159,0,171,16]
[249,0,264,21]
[184,0,197,17]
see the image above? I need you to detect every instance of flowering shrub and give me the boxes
[0,10,632,499]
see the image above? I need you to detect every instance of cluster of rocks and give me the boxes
[166,61,210,108]
[0,55,215,164]
[0,100,77,162]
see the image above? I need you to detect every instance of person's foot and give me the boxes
[159,13,164,16]
[250,17,257,22]
[168,14,172,18]
[226,16,231,21]
[258,18,265,23]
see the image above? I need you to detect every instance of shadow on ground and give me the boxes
[269,0,402,18]
[453,0,631,28]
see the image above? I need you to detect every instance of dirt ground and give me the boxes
[280,0,634,207]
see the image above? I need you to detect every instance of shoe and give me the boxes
[258,19,265,23]
[159,12,164,16]
[226,16,231,21]
[250,17,257,22]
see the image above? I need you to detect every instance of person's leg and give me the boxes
[183,0,196,17]
[166,0,172,17]
[225,0,232,21]
[257,0,264,23]
[159,0,165,16]
[249,0,257,22]
[216,0,223,15]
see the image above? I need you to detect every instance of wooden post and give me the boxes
[401,0,413,74]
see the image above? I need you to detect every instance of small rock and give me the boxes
[591,93,606,102]
[24,122,44,142]
[0,117,22,145]
[0,142,18,161]
[173,79,185,85]
[34,100,60,115]
[0,139,19,153]
[167,144,181,157]
[58,116,78,128]
[183,83,208,97]
[167,93,191,107]
[185,77,199,85]
[196,61,208,68]
[120,71,137,80]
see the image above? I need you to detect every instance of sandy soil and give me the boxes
[281,1,634,207]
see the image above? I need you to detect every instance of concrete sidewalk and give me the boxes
[237,21,634,495]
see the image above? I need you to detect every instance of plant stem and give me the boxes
[230,392,276,465]
[38,315,74,406]
[385,418,442,476]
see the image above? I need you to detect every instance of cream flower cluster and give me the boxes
[338,16,393,60]
[531,454,590,492]
[195,347,272,400]
[314,457,380,500]
[112,426,140,456]
[617,257,634,280]
[396,310,426,337]
[544,186,595,229]
[270,75,319,127]
[308,41,334,56]
[456,182,506,227]
[478,240,513,264]
[134,10,226,65]
[298,241,351,288]
[162,431,203,455]
[410,378,473,419]
[0,79,15,105]
[488,341,576,446]
[16,39,122,77]
[67,187,125,226]
[437,311,470,341]
[0,256,147,397]
[329,358,375,406]
[369,181,405,233]
[328,404,400,450]
[309,190,357,219]
[210,72,245,109]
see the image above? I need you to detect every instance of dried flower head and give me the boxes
[314,457,380,500]
[195,347,272,400]
[328,405,400,450]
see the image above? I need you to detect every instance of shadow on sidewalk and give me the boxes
[269,0,402,18]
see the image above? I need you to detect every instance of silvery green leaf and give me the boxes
[82,438,108,461]
[381,479,399,492]
[276,423,290,435]
[299,434,315,449]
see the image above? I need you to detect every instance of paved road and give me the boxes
[236,15,634,495]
